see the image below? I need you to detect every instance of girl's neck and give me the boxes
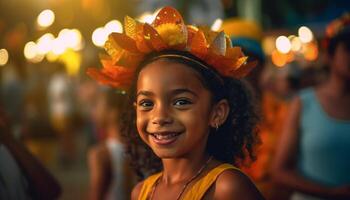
[162,154,209,185]
[160,153,210,185]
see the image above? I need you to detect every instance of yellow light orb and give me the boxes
[37,9,55,28]
[211,18,223,31]
[24,41,38,60]
[276,36,291,54]
[298,26,313,43]
[0,49,9,66]
[37,33,55,54]
[92,27,108,47]
[51,38,66,55]
[290,36,302,52]
[138,12,155,23]
[105,20,123,34]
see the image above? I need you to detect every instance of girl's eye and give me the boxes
[173,99,192,107]
[138,100,154,110]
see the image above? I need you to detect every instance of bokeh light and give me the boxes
[211,18,223,31]
[37,33,55,54]
[104,20,123,34]
[298,26,313,43]
[0,49,9,66]
[271,49,288,67]
[276,36,291,54]
[290,36,302,52]
[138,12,156,23]
[92,27,108,47]
[37,9,55,28]
[24,41,39,60]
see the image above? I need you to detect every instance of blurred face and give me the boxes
[135,60,214,159]
[331,42,350,79]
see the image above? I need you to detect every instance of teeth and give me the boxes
[153,133,178,140]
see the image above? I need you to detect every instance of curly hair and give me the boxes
[120,50,260,179]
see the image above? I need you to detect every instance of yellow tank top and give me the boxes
[138,163,240,200]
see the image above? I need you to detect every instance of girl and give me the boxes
[88,7,264,200]
[88,88,135,200]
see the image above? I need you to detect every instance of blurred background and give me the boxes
[0,0,349,199]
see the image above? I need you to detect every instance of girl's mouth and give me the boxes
[150,132,182,145]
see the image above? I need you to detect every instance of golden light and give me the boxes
[276,36,291,54]
[298,26,313,43]
[31,54,45,63]
[24,41,38,60]
[51,38,66,55]
[271,50,288,67]
[37,9,55,28]
[105,20,123,34]
[262,37,276,55]
[92,27,108,47]
[37,33,55,54]
[46,51,59,62]
[138,12,155,23]
[211,18,223,31]
[59,50,81,76]
[0,49,9,66]
[290,36,302,52]
[303,42,318,61]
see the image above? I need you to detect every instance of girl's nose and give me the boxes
[151,104,173,126]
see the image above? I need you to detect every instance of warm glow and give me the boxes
[271,50,287,67]
[37,33,55,54]
[92,27,108,47]
[24,42,38,60]
[51,38,66,55]
[0,49,9,66]
[211,18,223,31]
[138,12,155,23]
[59,50,81,76]
[290,36,302,52]
[262,37,275,55]
[37,9,55,28]
[298,26,313,43]
[303,42,318,61]
[105,20,123,34]
[276,36,291,54]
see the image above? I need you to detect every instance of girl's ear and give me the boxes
[209,99,230,128]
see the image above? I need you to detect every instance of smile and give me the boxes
[150,132,182,145]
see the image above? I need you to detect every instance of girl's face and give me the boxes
[135,59,215,159]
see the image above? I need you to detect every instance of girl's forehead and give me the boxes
[136,60,205,92]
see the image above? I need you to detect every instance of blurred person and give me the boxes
[88,88,135,200]
[272,14,350,200]
[0,105,61,200]
[48,63,76,165]
[77,78,100,145]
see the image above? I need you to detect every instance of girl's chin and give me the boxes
[151,148,181,159]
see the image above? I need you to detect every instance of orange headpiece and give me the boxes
[87,6,256,89]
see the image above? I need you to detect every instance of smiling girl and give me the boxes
[88,7,264,200]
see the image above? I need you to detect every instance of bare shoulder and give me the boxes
[131,180,144,200]
[214,169,265,200]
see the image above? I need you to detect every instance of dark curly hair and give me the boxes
[120,50,260,179]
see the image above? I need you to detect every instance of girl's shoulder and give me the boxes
[213,164,265,200]
[131,180,143,200]
[131,172,162,200]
